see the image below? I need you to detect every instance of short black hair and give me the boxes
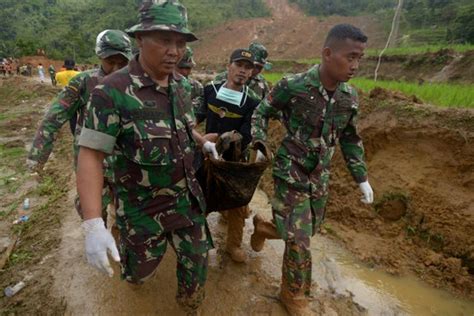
[324,24,368,47]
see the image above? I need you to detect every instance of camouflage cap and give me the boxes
[126,0,198,42]
[249,42,268,65]
[95,30,133,60]
[177,46,195,68]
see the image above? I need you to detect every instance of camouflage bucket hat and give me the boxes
[95,30,133,60]
[177,46,195,68]
[249,42,268,65]
[126,0,198,42]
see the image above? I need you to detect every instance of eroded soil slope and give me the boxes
[193,0,385,65]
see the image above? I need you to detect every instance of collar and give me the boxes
[129,54,183,89]
[304,64,351,95]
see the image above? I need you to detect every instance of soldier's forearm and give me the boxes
[77,147,105,220]
[192,129,207,147]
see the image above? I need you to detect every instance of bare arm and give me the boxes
[77,146,105,220]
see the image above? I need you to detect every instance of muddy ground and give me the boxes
[0,74,473,315]
[0,77,366,315]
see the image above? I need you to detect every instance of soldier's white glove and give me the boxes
[202,141,219,160]
[82,218,120,277]
[359,181,374,204]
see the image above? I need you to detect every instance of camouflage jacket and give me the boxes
[29,68,105,165]
[213,71,268,101]
[252,65,368,184]
[79,57,207,234]
[189,77,204,114]
[248,73,270,100]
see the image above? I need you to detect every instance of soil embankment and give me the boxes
[358,50,474,84]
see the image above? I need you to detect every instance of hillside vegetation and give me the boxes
[289,0,474,45]
[0,0,269,62]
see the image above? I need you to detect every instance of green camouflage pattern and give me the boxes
[252,65,367,296]
[95,29,133,60]
[126,0,197,42]
[28,68,114,219]
[248,73,270,100]
[29,68,106,166]
[120,198,209,309]
[189,77,204,113]
[178,46,196,68]
[213,71,269,101]
[252,64,368,297]
[249,42,268,65]
[79,57,212,309]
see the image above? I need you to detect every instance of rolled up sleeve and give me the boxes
[79,86,120,154]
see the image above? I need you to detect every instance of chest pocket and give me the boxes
[333,98,354,135]
[121,108,173,166]
[289,95,325,140]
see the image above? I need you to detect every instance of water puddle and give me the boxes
[251,189,474,316]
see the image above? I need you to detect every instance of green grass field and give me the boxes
[264,73,474,108]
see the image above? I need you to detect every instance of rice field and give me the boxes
[263,73,474,108]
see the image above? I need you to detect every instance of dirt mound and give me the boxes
[260,87,474,298]
[193,0,386,66]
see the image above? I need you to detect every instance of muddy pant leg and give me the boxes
[171,221,211,313]
[282,237,312,297]
[120,231,168,284]
[271,175,313,298]
[281,197,313,297]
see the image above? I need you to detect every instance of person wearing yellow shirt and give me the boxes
[55,59,80,87]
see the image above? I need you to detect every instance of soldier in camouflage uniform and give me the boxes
[214,42,270,101]
[176,46,204,113]
[48,64,57,86]
[27,30,133,222]
[250,24,374,315]
[247,42,271,99]
[77,1,214,314]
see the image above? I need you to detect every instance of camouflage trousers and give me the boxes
[271,176,329,297]
[119,216,211,312]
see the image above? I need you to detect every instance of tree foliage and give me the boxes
[289,0,474,44]
[0,0,269,61]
